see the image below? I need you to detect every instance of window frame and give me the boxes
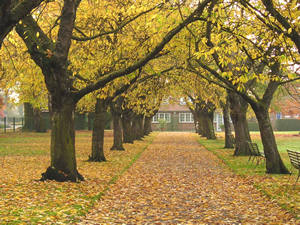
[178,112,194,123]
[152,113,171,123]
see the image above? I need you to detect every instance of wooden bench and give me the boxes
[287,149,300,187]
[247,142,265,165]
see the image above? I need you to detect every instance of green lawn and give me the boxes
[199,132,300,219]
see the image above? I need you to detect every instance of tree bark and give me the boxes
[189,107,201,135]
[228,91,252,155]
[33,107,47,132]
[23,102,34,131]
[89,99,107,162]
[110,111,124,150]
[137,114,144,139]
[197,113,205,136]
[202,110,216,140]
[122,110,134,143]
[110,97,124,150]
[222,98,234,148]
[251,103,289,174]
[132,115,143,140]
[41,97,83,182]
[87,112,93,131]
[144,116,152,136]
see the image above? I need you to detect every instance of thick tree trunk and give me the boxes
[87,112,93,131]
[137,114,144,139]
[222,99,234,148]
[144,116,152,136]
[197,113,205,136]
[191,110,201,135]
[110,97,125,150]
[132,115,142,140]
[204,111,216,140]
[251,104,289,174]
[89,99,107,162]
[122,111,134,143]
[41,97,83,182]
[111,112,124,150]
[23,102,34,131]
[228,92,252,155]
[33,108,47,132]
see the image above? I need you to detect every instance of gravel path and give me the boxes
[79,132,296,224]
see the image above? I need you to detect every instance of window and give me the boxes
[179,113,194,123]
[152,113,171,123]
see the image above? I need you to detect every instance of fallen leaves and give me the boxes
[0,131,155,224]
[80,132,297,224]
[0,132,298,224]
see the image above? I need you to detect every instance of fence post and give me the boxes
[4,117,6,133]
[13,117,15,132]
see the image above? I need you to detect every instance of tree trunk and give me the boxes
[111,111,124,150]
[196,112,205,136]
[41,97,83,182]
[190,109,201,135]
[228,91,252,155]
[89,99,107,162]
[137,114,144,139]
[194,115,201,135]
[204,111,216,140]
[122,111,134,143]
[33,108,47,132]
[87,112,93,131]
[132,115,142,140]
[222,98,234,148]
[23,102,34,131]
[144,116,152,136]
[251,104,289,174]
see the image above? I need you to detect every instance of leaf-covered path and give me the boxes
[79,132,296,224]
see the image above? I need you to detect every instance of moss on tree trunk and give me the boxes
[41,99,83,182]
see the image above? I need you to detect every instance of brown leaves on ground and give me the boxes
[0,131,154,224]
[80,132,296,225]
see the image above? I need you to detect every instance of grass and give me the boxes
[199,131,300,219]
[0,130,156,224]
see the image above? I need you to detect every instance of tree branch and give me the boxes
[0,0,45,47]
[72,4,162,42]
[73,0,212,102]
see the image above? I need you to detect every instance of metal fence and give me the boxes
[0,112,112,133]
[0,117,23,133]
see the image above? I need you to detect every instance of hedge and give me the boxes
[248,121,260,131]
[275,119,300,131]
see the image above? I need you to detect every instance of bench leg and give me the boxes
[293,170,300,189]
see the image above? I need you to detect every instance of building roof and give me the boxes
[158,103,191,112]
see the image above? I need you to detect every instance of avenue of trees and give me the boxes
[0,0,299,181]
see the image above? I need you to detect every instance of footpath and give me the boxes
[79,132,296,224]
